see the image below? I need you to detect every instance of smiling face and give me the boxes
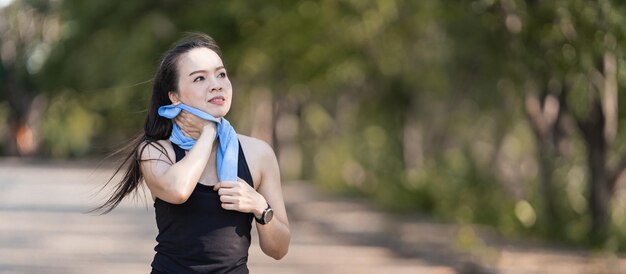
[168,47,233,119]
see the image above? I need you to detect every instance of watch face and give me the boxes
[264,208,274,224]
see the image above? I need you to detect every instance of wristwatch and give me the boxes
[255,204,274,225]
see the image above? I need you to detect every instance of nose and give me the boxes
[209,78,223,92]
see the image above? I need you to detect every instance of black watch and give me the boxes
[255,204,273,225]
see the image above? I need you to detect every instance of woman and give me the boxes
[95,33,290,273]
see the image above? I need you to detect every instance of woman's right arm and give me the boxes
[139,124,216,204]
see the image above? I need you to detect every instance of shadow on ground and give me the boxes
[1,159,624,274]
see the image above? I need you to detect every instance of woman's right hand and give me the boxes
[174,110,217,140]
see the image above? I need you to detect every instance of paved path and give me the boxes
[0,160,625,273]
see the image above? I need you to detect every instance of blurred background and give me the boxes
[2,0,626,273]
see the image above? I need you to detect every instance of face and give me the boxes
[169,47,232,119]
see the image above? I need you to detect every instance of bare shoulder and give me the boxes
[237,134,278,186]
[237,134,276,160]
[138,139,175,163]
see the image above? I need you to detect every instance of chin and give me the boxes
[207,109,230,119]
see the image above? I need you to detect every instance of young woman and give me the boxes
[96,33,290,273]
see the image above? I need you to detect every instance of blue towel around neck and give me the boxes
[158,103,238,182]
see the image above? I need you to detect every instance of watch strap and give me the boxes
[255,204,271,224]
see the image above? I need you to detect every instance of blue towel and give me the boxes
[158,103,238,182]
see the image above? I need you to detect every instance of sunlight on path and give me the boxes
[0,160,624,274]
[0,161,443,273]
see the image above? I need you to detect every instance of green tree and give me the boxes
[477,0,626,244]
[0,0,59,155]
[10,0,626,249]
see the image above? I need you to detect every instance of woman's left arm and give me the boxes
[253,142,291,259]
[213,140,290,259]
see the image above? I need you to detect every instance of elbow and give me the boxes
[268,247,289,260]
[148,174,193,204]
[264,233,290,260]
[167,176,195,204]
[169,194,190,204]
[165,186,192,204]
[275,248,289,260]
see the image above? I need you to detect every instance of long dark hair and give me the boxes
[93,33,223,214]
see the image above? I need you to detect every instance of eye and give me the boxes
[193,76,205,82]
[217,72,227,78]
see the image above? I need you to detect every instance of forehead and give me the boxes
[177,47,224,74]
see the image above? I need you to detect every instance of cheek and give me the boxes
[179,84,204,100]
[224,79,233,94]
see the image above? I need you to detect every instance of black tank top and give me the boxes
[151,141,254,274]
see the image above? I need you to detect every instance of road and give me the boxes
[0,160,624,273]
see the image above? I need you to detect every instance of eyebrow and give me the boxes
[188,66,225,76]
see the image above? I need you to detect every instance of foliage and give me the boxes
[2,0,626,249]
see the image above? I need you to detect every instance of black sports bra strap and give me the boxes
[171,142,185,162]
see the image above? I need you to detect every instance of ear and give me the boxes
[168,91,181,104]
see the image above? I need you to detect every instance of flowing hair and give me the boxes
[92,32,223,214]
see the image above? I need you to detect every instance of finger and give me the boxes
[181,111,198,123]
[219,195,237,203]
[218,187,235,196]
[214,181,237,191]
[221,203,236,211]
[180,129,190,137]
[173,117,182,127]
[175,119,188,131]
[180,111,191,122]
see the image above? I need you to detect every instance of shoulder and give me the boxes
[237,134,279,187]
[237,134,278,174]
[237,134,275,159]
[138,139,175,163]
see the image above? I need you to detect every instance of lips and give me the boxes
[208,96,226,105]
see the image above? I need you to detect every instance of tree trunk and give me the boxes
[524,92,562,235]
[578,99,611,245]
[536,140,560,234]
